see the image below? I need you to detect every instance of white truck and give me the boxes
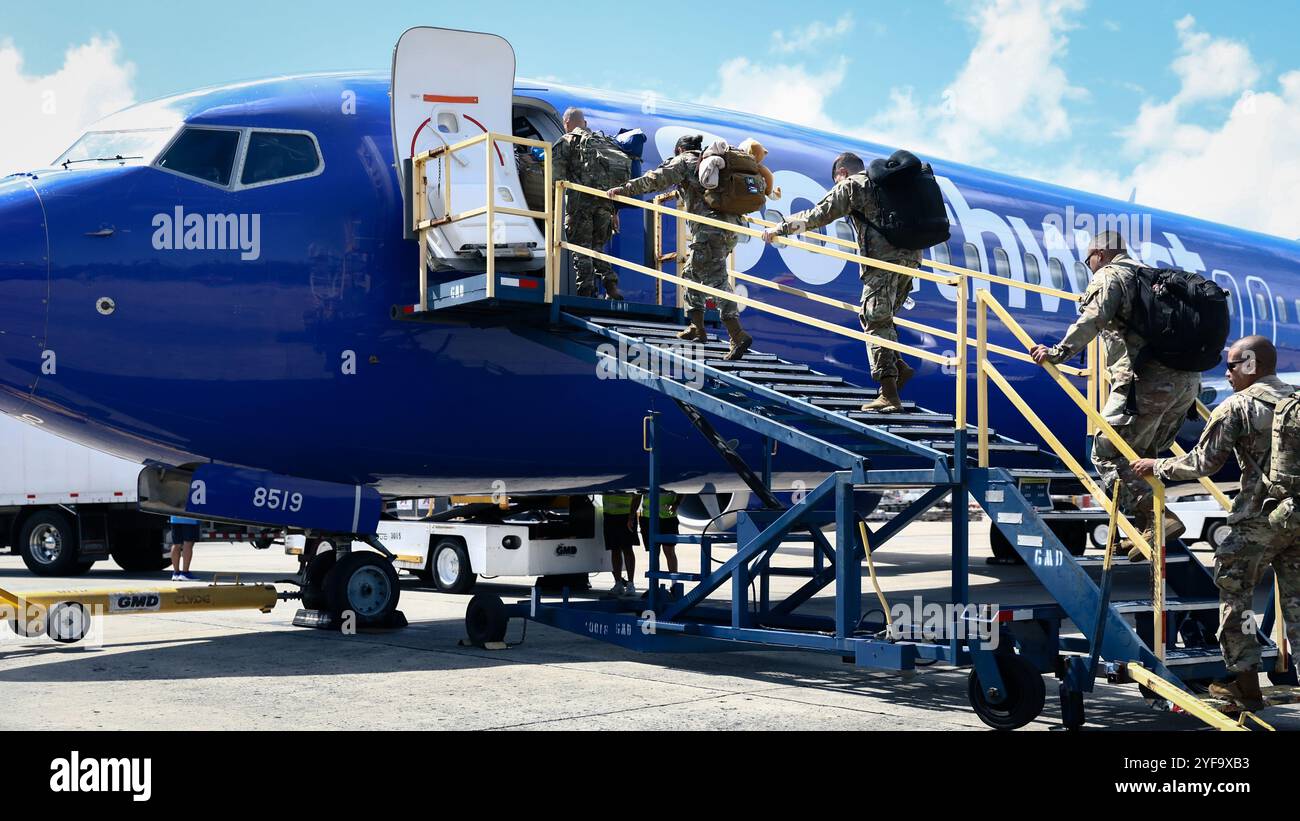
[286,496,611,594]
[0,413,172,575]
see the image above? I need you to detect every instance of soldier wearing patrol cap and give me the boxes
[1031,231,1201,561]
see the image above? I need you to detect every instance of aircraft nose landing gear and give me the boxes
[292,537,406,631]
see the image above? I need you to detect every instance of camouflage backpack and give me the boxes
[1268,389,1300,500]
[702,148,768,216]
[575,131,633,191]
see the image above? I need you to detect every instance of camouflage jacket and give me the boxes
[551,126,592,184]
[778,172,922,276]
[1045,254,1147,386]
[1155,374,1297,523]
[619,151,744,229]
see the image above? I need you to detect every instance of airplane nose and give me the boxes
[0,176,50,408]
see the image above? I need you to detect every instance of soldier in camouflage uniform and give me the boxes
[607,139,754,360]
[1031,231,1201,561]
[553,108,622,300]
[1132,336,1300,709]
[763,152,920,413]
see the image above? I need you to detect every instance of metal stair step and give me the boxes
[931,440,1040,454]
[706,360,812,374]
[1164,645,1278,667]
[1075,553,1192,567]
[740,372,846,386]
[882,425,992,438]
[1111,598,1219,614]
[847,411,955,425]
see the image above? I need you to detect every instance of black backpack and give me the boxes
[863,150,951,250]
[1127,265,1231,372]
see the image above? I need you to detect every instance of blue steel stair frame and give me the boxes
[431,294,1280,729]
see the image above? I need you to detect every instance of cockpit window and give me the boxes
[240,131,321,186]
[157,127,241,186]
[52,129,175,169]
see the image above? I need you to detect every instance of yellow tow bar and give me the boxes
[1126,664,1273,731]
[0,575,283,644]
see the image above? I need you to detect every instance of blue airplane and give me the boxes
[1,27,1296,537]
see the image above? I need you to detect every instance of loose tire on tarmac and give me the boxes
[324,551,400,627]
[429,538,476,594]
[967,653,1046,731]
[18,510,81,576]
[465,593,508,647]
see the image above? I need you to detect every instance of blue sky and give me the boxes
[4,0,1300,236]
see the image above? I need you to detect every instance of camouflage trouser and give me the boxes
[684,225,740,319]
[858,260,917,381]
[1214,518,1300,673]
[565,197,617,295]
[1092,362,1200,520]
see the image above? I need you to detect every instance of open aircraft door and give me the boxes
[392,27,545,272]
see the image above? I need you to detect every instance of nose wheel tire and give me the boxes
[324,551,400,627]
[968,653,1046,731]
[301,549,337,611]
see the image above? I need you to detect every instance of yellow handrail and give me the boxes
[412,131,554,310]
[975,287,1171,658]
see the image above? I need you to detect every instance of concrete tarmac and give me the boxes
[0,520,1294,731]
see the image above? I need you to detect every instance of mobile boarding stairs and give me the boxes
[397,131,1296,730]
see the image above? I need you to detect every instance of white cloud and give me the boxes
[699,0,1086,166]
[771,14,855,54]
[0,36,136,176]
[698,57,848,133]
[876,0,1086,163]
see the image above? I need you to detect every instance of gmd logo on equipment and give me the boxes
[108,593,161,613]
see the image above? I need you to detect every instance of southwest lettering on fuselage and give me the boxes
[151,206,261,261]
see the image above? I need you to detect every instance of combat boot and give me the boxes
[604,278,624,301]
[676,310,707,343]
[722,317,753,361]
[861,378,903,413]
[896,359,915,393]
[1208,672,1266,712]
[1123,512,1187,563]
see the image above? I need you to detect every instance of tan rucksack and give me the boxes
[703,148,768,215]
[1268,389,1300,500]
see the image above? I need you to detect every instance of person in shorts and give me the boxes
[599,494,637,597]
[167,515,201,581]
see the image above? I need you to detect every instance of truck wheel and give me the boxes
[325,551,400,627]
[430,538,476,594]
[301,549,336,610]
[1206,521,1231,550]
[465,593,508,646]
[110,530,169,572]
[968,653,1046,731]
[18,511,81,576]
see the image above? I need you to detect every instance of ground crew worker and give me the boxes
[606,141,754,360]
[553,108,622,300]
[1131,336,1300,709]
[629,489,680,579]
[599,493,637,597]
[1030,231,1200,560]
[761,152,918,413]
